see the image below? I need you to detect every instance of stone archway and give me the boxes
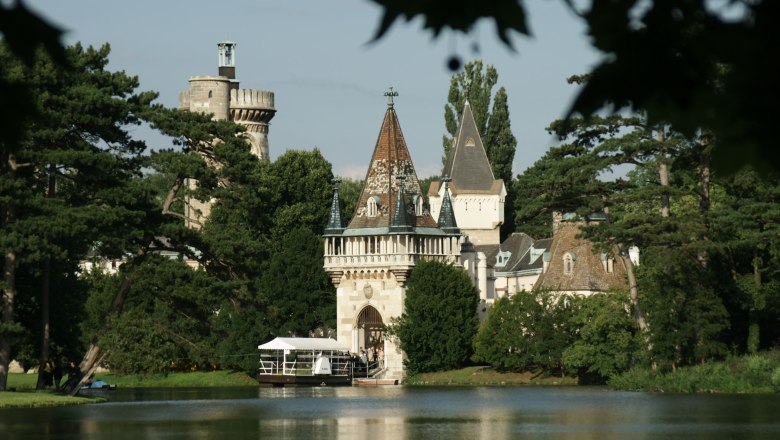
[356,305,384,351]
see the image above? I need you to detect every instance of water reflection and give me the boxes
[1,386,779,439]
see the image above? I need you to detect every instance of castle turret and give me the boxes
[179,41,276,160]
[179,41,277,229]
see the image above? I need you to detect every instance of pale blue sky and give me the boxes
[26,0,600,179]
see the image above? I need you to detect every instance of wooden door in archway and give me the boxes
[357,305,384,351]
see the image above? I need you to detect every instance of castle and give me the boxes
[323,94,633,380]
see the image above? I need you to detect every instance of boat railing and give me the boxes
[259,350,353,377]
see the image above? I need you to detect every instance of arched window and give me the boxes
[208,90,213,99]
[367,196,379,217]
[563,252,576,275]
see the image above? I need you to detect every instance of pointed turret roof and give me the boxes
[346,99,438,231]
[442,100,497,191]
[437,176,459,234]
[324,178,345,236]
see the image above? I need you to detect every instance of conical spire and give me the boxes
[437,175,460,234]
[345,90,438,230]
[442,100,496,191]
[324,177,344,236]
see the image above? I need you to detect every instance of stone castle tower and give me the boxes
[323,92,463,381]
[179,41,276,227]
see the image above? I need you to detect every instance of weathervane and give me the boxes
[384,86,399,107]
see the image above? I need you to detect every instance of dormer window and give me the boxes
[601,253,615,273]
[412,194,423,216]
[563,252,576,275]
[496,250,511,268]
[367,196,380,217]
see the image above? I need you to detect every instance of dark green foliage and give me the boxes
[562,292,640,382]
[372,1,780,173]
[388,260,479,374]
[209,303,271,373]
[88,257,223,374]
[259,228,335,336]
[637,250,730,369]
[473,291,574,375]
[610,350,780,393]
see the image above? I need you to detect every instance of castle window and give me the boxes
[563,252,576,275]
[496,250,511,268]
[600,253,615,273]
[413,194,423,216]
[208,90,213,99]
[367,196,379,217]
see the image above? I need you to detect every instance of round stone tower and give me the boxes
[179,41,276,160]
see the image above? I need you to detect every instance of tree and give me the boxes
[387,260,479,374]
[372,1,779,173]
[562,292,640,383]
[442,60,517,184]
[473,291,574,375]
[0,42,159,391]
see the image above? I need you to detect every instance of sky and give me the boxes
[25,0,601,179]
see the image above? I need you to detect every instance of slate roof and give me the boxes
[346,105,438,231]
[440,101,500,192]
[479,233,552,274]
[534,221,627,292]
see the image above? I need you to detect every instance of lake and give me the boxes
[1,386,779,439]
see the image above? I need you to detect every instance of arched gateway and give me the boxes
[356,305,384,351]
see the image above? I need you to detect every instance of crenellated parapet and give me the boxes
[229,89,275,128]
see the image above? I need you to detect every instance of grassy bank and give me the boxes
[0,391,105,409]
[4,370,256,391]
[405,366,577,386]
[1,370,256,408]
[610,350,780,393]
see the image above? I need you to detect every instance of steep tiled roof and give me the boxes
[534,221,627,292]
[441,101,499,192]
[346,105,437,230]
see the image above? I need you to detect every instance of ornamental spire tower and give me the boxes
[323,89,463,382]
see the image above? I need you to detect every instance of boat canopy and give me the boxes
[257,337,349,352]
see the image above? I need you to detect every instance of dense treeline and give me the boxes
[468,77,780,383]
[0,42,337,390]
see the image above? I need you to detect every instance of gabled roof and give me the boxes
[346,105,438,231]
[534,221,627,292]
[441,100,498,192]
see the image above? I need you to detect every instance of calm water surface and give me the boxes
[1,386,779,439]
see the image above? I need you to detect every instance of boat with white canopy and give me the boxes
[257,337,353,386]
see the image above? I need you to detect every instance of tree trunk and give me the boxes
[0,153,18,391]
[35,258,51,390]
[697,136,713,268]
[0,251,16,391]
[622,252,648,334]
[63,264,138,396]
[36,164,56,390]
[747,251,762,354]
[658,128,670,218]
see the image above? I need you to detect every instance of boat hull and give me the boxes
[257,374,352,387]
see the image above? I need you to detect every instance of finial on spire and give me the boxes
[384,86,399,108]
[332,176,341,187]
